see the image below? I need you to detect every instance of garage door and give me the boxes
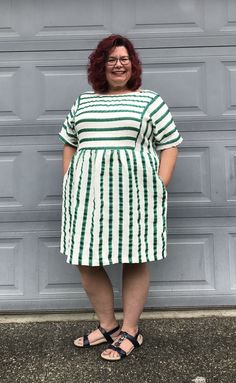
[0,0,235,311]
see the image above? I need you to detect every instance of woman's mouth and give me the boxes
[112,71,126,75]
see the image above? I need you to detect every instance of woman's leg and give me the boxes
[122,262,150,333]
[75,265,120,346]
[101,262,149,356]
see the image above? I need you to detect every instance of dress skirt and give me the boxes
[60,148,168,266]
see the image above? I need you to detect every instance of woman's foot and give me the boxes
[74,321,120,347]
[101,327,143,359]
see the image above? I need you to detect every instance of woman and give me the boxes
[59,34,183,361]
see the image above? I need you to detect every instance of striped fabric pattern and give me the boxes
[59,90,183,266]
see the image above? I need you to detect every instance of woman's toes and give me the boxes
[74,337,83,346]
[102,349,119,358]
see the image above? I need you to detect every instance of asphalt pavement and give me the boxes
[0,316,235,383]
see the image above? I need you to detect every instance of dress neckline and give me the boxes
[94,90,144,96]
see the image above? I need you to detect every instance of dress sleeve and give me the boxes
[58,98,79,148]
[149,95,183,151]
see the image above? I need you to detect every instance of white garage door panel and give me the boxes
[1,48,236,128]
[1,0,236,50]
[0,222,235,311]
[0,0,235,311]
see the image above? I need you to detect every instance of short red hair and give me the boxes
[87,34,142,93]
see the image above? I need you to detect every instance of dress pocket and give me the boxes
[63,165,70,179]
[63,158,73,184]
[158,174,167,193]
[63,152,76,180]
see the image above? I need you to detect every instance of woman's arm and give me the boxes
[62,144,77,175]
[158,146,179,188]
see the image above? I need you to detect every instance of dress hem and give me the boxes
[60,251,166,266]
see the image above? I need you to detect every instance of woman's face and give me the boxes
[105,46,132,91]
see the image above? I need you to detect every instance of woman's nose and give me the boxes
[114,61,122,68]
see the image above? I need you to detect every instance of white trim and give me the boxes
[1,309,236,323]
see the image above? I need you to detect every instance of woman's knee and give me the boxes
[123,262,149,272]
[76,265,104,287]
[77,265,104,273]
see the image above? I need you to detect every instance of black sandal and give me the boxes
[101,330,143,360]
[74,323,120,348]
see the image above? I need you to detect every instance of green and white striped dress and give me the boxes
[59,90,183,266]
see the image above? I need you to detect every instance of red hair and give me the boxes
[87,34,142,93]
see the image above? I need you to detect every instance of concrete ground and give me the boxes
[0,311,235,383]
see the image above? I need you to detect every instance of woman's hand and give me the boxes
[158,147,179,188]
[63,144,77,176]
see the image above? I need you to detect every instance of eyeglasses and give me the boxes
[106,56,130,66]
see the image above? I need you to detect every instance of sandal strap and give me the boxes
[98,324,120,343]
[119,330,141,348]
[83,334,90,347]
[107,344,126,359]
[107,324,120,335]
